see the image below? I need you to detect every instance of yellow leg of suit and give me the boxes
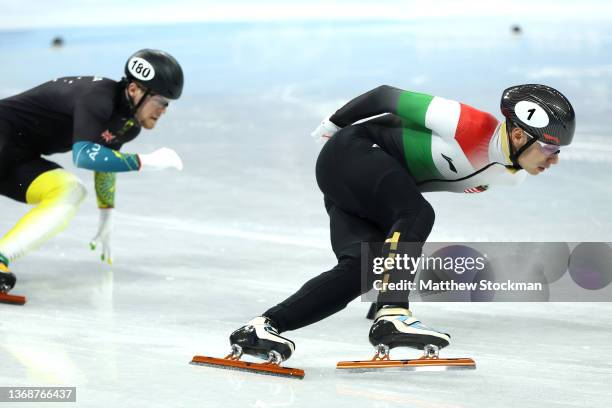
[0,169,87,264]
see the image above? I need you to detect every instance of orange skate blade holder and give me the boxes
[337,346,476,372]
[0,292,26,305]
[190,352,305,379]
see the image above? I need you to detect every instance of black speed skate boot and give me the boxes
[369,307,450,357]
[0,259,16,294]
[0,255,26,305]
[229,317,295,363]
[336,307,474,371]
[190,316,303,379]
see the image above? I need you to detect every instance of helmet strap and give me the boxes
[508,131,538,170]
[125,80,150,117]
[133,88,150,113]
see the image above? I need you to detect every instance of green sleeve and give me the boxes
[396,90,435,129]
[94,171,116,209]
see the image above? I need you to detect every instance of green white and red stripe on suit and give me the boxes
[329,85,526,193]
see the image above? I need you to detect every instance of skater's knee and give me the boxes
[334,256,362,278]
[394,198,434,222]
[334,256,365,295]
[418,200,435,228]
[308,256,363,298]
[26,169,87,206]
[392,199,435,241]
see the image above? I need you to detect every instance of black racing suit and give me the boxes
[265,115,435,333]
[0,76,140,202]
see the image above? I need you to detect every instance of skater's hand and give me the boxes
[311,117,340,145]
[138,147,184,171]
[90,209,113,264]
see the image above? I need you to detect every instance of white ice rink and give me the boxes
[2,6,612,407]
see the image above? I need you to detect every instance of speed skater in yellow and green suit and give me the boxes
[0,49,184,296]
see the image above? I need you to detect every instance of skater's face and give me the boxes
[127,83,169,129]
[510,127,560,175]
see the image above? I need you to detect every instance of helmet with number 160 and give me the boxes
[124,49,184,99]
[500,84,575,146]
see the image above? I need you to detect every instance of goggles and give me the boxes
[133,82,170,108]
[149,94,170,108]
[536,140,560,156]
[524,131,560,156]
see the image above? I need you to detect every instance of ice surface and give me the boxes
[1,17,612,408]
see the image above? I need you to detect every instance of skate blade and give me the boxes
[190,355,305,379]
[0,293,26,305]
[337,357,476,372]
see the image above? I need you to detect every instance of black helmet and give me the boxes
[124,49,184,99]
[501,84,575,146]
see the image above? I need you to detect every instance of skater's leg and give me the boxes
[364,168,448,350]
[372,172,435,308]
[231,201,382,361]
[316,125,436,308]
[0,159,87,264]
[264,125,435,330]
[361,171,450,351]
[263,199,384,333]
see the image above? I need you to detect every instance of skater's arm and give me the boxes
[73,141,141,172]
[329,85,436,129]
[329,85,403,127]
[90,171,115,263]
[312,86,402,144]
[94,171,116,209]
[73,142,183,172]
